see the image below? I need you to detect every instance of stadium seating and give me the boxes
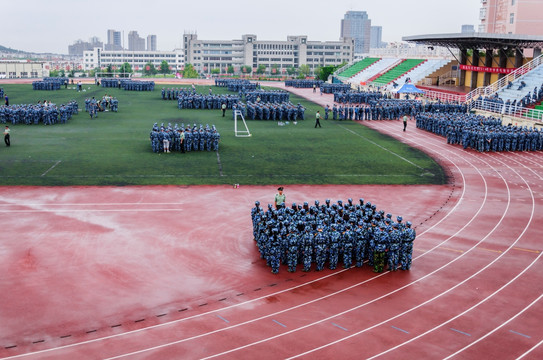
[348,58,400,85]
[373,59,426,85]
[393,59,451,86]
[495,64,543,103]
[338,58,380,78]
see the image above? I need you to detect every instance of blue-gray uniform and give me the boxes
[324,105,330,120]
[354,222,367,267]
[199,128,205,151]
[287,229,299,272]
[302,227,314,272]
[400,221,416,270]
[314,225,328,271]
[328,225,340,270]
[212,128,220,151]
[269,229,281,274]
[342,224,354,268]
[387,223,401,271]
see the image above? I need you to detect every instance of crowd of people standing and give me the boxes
[252,197,416,274]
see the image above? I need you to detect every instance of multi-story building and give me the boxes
[128,31,146,51]
[82,48,183,72]
[68,38,103,56]
[147,35,157,51]
[106,29,122,51]
[461,24,475,33]
[0,60,47,78]
[479,0,543,35]
[341,11,372,54]
[183,33,354,75]
[370,26,385,49]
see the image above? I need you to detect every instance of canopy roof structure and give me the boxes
[396,83,424,93]
[402,33,543,50]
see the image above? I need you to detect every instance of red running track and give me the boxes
[0,86,542,360]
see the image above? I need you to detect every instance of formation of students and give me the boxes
[32,80,63,90]
[149,122,220,153]
[176,92,240,110]
[284,79,324,88]
[243,90,290,103]
[252,199,416,274]
[416,112,543,152]
[333,90,384,104]
[233,101,305,121]
[214,79,258,92]
[0,101,78,125]
[320,83,351,94]
[100,79,155,91]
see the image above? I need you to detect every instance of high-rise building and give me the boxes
[68,37,103,56]
[370,26,384,49]
[106,29,122,50]
[341,10,371,54]
[128,31,146,51]
[461,24,475,33]
[147,35,157,51]
[479,0,543,35]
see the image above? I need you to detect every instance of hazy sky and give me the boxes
[4,0,480,54]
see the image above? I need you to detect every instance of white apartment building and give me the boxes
[82,48,184,72]
[183,33,354,74]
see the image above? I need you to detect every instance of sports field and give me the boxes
[0,82,445,186]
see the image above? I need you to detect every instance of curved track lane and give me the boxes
[0,87,541,359]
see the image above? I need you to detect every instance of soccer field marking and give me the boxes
[338,124,426,171]
[40,160,61,176]
[216,151,224,176]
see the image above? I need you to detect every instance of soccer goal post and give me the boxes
[234,110,252,137]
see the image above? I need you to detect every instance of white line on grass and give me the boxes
[41,160,61,177]
[216,151,224,176]
[338,125,426,171]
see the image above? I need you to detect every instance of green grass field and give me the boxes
[0,83,446,186]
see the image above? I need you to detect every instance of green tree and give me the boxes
[270,64,280,76]
[297,64,310,79]
[143,62,157,76]
[119,62,133,78]
[286,66,297,76]
[315,65,340,81]
[256,64,266,74]
[211,68,220,75]
[227,65,235,74]
[159,60,170,76]
[106,64,113,77]
[182,63,199,78]
[240,65,252,74]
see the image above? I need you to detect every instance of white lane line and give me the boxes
[41,160,61,176]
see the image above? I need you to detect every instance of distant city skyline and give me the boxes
[3,0,481,54]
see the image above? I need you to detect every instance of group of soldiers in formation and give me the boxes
[100,79,155,91]
[149,122,220,153]
[243,90,290,103]
[84,95,119,118]
[284,79,324,88]
[176,92,240,110]
[0,101,78,125]
[322,99,464,121]
[416,113,543,152]
[333,90,384,104]
[32,79,65,91]
[320,83,352,94]
[251,199,416,274]
[233,101,305,121]
[214,79,259,92]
